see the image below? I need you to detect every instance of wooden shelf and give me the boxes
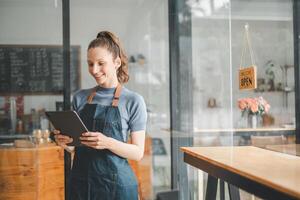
[193,127,295,133]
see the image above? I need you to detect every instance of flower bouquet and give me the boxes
[237,96,270,128]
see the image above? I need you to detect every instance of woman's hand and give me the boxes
[53,129,73,148]
[80,132,112,150]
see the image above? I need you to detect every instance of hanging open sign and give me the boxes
[238,24,257,91]
[239,65,257,90]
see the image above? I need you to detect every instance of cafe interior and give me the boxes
[0,0,299,199]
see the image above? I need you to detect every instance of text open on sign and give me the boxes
[239,66,257,90]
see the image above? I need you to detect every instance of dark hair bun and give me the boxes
[96,31,107,39]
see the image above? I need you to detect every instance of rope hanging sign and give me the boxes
[238,23,257,90]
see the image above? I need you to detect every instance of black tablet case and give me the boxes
[45,111,88,146]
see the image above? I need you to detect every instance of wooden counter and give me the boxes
[128,137,153,200]
[181,146,300,200]
[0,145,64,200]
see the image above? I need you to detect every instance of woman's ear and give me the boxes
[115,57,121,69]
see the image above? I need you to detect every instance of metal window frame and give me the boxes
[62,0,72,199]
[293,0,300,143]
[168,0,194,199]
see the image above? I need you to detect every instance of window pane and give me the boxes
[187,0,295,199]
[0,0,64,199]
[70,0,170,198]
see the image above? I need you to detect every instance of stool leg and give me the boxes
[220,180,225,200]
[205,175,218,200]
[228,183,240,200]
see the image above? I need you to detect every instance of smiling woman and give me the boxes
[87,31,129,87]
[69,1,170,197]
[54,31,147,200]
[87,47,120,87]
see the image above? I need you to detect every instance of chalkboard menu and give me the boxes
[0,45,81,94]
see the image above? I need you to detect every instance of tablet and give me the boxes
[45,111,88,146]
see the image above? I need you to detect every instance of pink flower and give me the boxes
[265,104,271,113]
[250,103,258,113]
[237,96,270,115]
[238,99,247,110]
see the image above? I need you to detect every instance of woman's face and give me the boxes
[87,47,121,87]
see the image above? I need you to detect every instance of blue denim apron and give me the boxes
[70,85,138,200]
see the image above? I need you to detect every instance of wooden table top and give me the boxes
[181,146,300,199]
[265,144,300,156]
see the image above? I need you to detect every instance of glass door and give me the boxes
[172,0,295,199]
[70,0,170,199]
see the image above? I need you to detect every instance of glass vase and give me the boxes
[247,114,257,129]
[247,114,263,128]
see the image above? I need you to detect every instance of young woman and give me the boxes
[54,31,147,200]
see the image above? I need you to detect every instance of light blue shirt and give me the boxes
[72,86,147,141]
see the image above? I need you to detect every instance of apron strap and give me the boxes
[87,84,122,106]
[112,84,122,107]
[87,86,98,104]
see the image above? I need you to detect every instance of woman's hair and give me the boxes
[88,31,129,83]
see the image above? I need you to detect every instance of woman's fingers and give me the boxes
[53,130,60,134]
[54,133,73,145]
[80,136,98,141]
[80,132,109,149]
[82,131,105,137]
[80,131,102,142]
[57,137,73,143]
[63,138,73,144]
[81,141,98,146]
[56,134,71,140]
[81,141,105,149]
[55,134,72,141]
